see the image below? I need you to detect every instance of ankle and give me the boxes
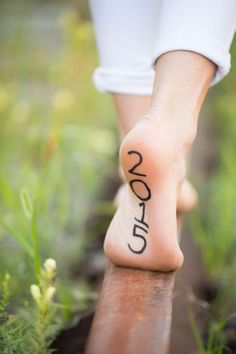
[152,51,215,115]
[146,105,198,153]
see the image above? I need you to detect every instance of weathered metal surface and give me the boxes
[85,262,176,354]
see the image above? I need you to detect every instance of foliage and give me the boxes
[0,273,28,354]
[189,309,228,354]
[0,260,62,354]
[0,0,117,351]
[189,31,236,350]
[191,83,236,310]
[29,258,60,354]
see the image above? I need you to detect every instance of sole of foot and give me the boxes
[104,117,194,271]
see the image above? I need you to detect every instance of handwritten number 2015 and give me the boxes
[127,150,151,255]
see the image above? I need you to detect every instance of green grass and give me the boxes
[189,35,236,351]
[0,1,117,351]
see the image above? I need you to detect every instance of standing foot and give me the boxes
[104,111,197,271]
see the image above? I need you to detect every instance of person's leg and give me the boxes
[105,51,215,271]
[113,93,198,212]
[112,95,151,140]
[90,0,236,271]
[89,0,198,213]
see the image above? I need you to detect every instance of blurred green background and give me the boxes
[1,0,236,352]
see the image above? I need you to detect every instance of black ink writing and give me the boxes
[127,150,152,255]
[128,224,147,254]
[134,202,149,229]
[128,150,146,177]
[130,179,151,201]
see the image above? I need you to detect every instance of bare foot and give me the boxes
[104,114,197,271]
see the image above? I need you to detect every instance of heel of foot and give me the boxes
[104,231,184,272]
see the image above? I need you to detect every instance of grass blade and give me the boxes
[188,309,206,354]
[0,218,33,257]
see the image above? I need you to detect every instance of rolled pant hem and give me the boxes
[92,68,155,95]
[151,34,231,86]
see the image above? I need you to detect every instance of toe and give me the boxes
[177,179,198,213]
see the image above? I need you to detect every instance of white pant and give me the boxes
[89,0,236,95]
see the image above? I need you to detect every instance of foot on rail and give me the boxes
[105,111,197,271]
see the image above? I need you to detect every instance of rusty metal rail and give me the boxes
[85,262,176,354]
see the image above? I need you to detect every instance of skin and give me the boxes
[105,51,216,272]
[113,94,198,213]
